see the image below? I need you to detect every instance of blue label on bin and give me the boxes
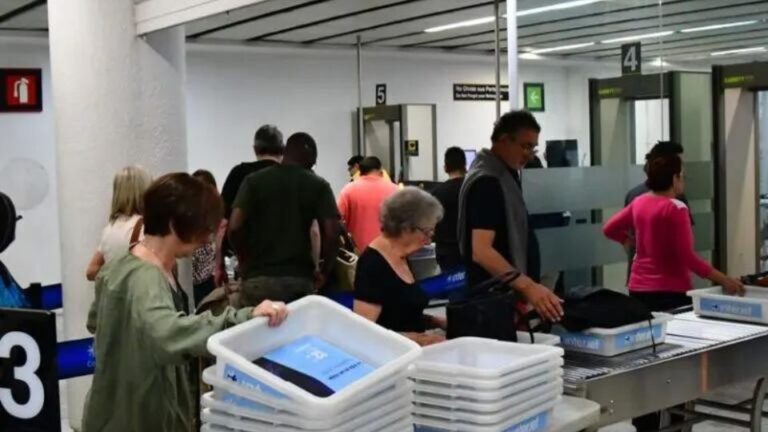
[219,390,274,413]
[559,332,602,351]
[614,324,663,349]
[257,335,375,396]
[700,298,762,318]
[505,410,550,432]
[223,364,288,400]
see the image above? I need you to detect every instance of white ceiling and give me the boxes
[1,0,767,64]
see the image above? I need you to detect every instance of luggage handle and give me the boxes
[465,269,521,298]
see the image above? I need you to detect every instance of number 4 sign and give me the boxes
[621,43,642,76]
[0,308,59,432]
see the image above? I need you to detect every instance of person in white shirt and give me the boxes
[86,166,152,281]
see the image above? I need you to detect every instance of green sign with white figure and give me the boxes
[524,83,545,112]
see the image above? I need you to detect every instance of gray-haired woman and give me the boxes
[353,187,446,346]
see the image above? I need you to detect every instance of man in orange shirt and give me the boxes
[337,156,398,251]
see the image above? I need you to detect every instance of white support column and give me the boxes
[47,0,187,428]
[506,0,518,111]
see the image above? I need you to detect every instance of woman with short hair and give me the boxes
[86,165,152,281]
[603,152,744,311]
[83,173,288,432]
[354,187,445,346]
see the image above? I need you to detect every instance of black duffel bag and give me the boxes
[446,270,522,342]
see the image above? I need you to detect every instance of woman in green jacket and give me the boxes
[83,173,288,432]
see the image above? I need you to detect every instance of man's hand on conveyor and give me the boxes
[516,278,564,322]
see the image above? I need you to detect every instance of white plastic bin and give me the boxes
[413,380,562,414]
[414,394,559,432]
[202,381,413,429]
[207,296,421,411]
[688,287,768,324]
[411,357,562,390]
[515,331,561,346]
[202,401,412,432]
[204,366,410,419]
[552,313,673,357]
[414,369,562,402]
[411,337,563,380]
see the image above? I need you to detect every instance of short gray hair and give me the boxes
[380,187,443,237]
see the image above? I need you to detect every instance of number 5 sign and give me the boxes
[621,43,642,76]
[0,308,59,432]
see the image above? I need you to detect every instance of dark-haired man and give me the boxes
[458,111,563,322]
[431,147,467,270]
[337,156,398,251]
[229,132,340,306]
[217,125,284,284]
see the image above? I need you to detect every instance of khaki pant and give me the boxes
[238,276,313,307]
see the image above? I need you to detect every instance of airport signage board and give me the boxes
[0,308,60,432]
[453,83,509,101]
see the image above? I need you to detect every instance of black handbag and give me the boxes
[446,270,521,342]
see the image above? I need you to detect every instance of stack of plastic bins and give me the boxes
[410,337,564,432]
[202,296,421,432]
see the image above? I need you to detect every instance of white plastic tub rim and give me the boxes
[203,366,411,419]
[410,356,563,390]
[515,331,561,346]
[414,369,562,402]
[207,296,421,408]
[412,337,563,379]
[202,401,413,432]
[413,380,562,414]
[414,396,558,432]
[552,312,672,356]
[202,381,413,429]
[688,286,768,323]
[413,388,560,424]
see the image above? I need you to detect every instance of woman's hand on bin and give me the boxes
[722,277,746,297]
[252,300,289,327]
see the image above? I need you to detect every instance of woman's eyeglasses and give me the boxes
[415,226,435,238]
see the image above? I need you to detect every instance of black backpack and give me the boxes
[559,288,653,332]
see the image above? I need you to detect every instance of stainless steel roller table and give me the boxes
[564,311,768,430]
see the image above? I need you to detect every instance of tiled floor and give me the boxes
[599,380,768,431]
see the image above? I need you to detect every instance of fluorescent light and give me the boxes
[518,0,606,17]
[519,53,543,60]
[429,0,606,33]
[711,46,767,56]
[530,42,596,54]
[601,31,674,44]
[424,16,495,33]
[681,20,757,33]
[648,57,668,67]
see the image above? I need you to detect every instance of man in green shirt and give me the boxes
[229,132,340,306]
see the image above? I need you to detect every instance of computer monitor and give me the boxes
[464,149,477,170]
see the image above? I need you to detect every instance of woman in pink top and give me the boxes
[603,152,744,311]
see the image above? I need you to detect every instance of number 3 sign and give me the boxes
[0,308,59,432]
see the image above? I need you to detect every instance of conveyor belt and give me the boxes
[562,311,768,427]
[564,312,768,383]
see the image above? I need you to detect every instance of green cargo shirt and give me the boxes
[233,165,338,279]
[83,253,253,432]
